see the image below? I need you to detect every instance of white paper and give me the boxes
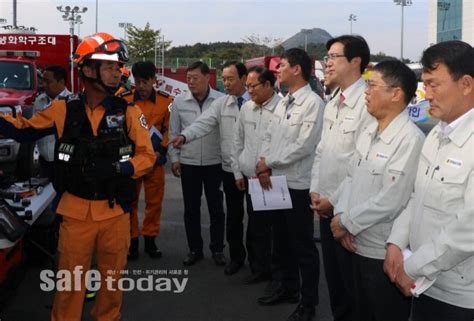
[248,176,293,211]
[403,248,436,297]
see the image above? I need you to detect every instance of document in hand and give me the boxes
[403,248,436,297]
[149,126,163,151]
[248,176,293,211]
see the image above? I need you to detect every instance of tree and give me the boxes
[370,51,411,63]
[241,33,283,56]
[126,22,171,61]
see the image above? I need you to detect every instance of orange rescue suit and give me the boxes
[123,90,172,238]
[0,96,155,321]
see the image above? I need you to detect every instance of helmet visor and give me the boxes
[96,39,129,62]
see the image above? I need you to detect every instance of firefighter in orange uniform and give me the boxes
[120,61,172,260]
[0,33,155,321]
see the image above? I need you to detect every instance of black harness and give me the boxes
[53,95,136,208]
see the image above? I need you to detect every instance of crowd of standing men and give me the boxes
[0,31,472,321]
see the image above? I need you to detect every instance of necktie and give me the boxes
[337,93,345,107]
[286,94,295,109]
[237,97,244,109]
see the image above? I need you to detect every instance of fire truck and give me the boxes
[0,33,77,299]
[0,33,78,180]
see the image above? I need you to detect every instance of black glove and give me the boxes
[83,160,119,181]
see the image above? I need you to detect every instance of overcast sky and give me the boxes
[0,0,429,61]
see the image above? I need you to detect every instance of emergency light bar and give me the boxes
[0,50,40,58]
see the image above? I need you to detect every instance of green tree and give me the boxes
[126,22,171,62]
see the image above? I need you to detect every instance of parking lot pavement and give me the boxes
[1,167,332,321]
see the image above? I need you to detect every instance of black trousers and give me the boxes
[320,216,355,321]
[222,171,246,263]
[272,188,320,307]
[245,177,272,274]
[352,253,411,321]
[411,294,474,321]
[181,164,225,254]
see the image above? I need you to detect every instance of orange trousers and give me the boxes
[130,164,165,238]
[52,213,130,321]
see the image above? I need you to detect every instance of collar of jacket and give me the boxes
[339,81,366,110]
[435,109,473,148]
[367,110,411,145]
[288,83,312,107]
[252,92,279,112]
[184,86,218,102]
[133,89,156,104]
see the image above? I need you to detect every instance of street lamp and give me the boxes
[118,22,133,41]
[348,14,357,34]
[301,29,312,52]
[76,16,83,37]
[394,0,413,61]
[57,5,88,93]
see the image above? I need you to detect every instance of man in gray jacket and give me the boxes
[172,61,250,273]
[330,61,425,321]
[169,61,225,266]
[385,41,474,321]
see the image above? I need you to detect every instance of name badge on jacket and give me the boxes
[106,114,125,128]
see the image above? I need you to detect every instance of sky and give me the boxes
[0,0,429,61]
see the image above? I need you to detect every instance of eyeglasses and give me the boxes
[365,80,397,90]
[323,54,346,63]
[245,82,263,91]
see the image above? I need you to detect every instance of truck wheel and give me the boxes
[14,142,38,180]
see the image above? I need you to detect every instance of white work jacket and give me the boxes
[231,93,280,179]
[260,84,324,190]
[332,110,424,259]
[181,94,248,173]
[310,78,374,198]
[388,109,474,309]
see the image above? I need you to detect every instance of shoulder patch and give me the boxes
[139,113,148,129]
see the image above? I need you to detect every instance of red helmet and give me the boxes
[74,32,129,66]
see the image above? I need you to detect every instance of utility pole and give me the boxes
[301,29,311,52]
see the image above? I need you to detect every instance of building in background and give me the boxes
[428,0,473,45]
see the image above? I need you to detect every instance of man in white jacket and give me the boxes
[385,41,474,321]
[309,35,372,321]
[330,60,425,321]
[256,48,324,321]
[231,66,280,284]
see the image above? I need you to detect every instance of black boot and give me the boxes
[128,237,139,261]
[144,236,162,259]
